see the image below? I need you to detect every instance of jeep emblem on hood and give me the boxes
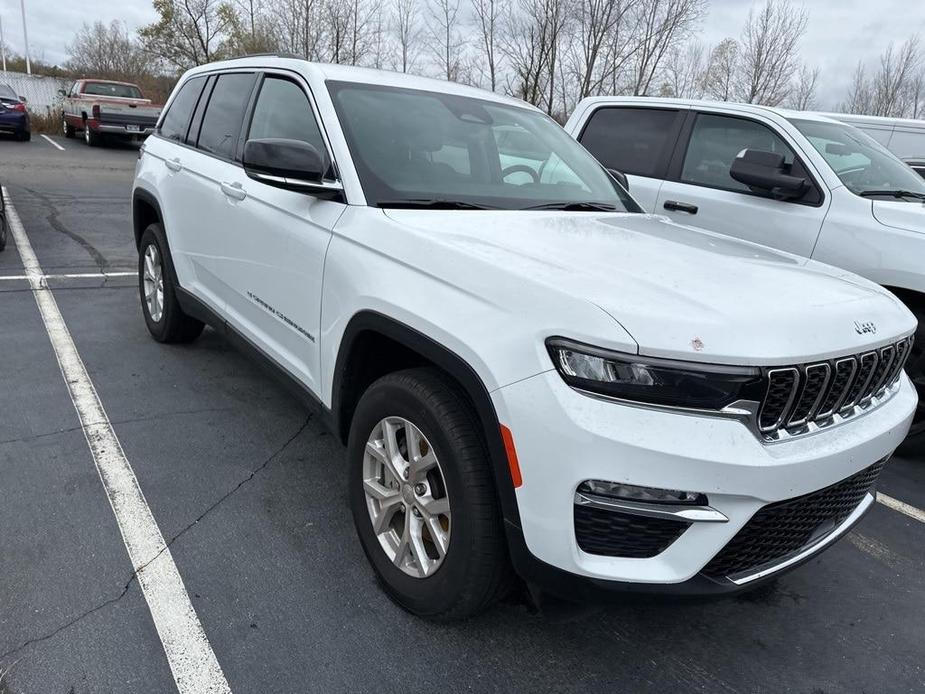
[854,320,877,335]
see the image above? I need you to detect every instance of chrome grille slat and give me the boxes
[757,337,910,441]
[816,357,857,420]
[787,363,830,428]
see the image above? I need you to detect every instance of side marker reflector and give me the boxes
[500,425,523,488]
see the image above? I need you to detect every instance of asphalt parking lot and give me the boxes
[0,132,923,694]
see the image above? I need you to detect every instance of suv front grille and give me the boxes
[702,460,885,580]
[757,336,912,440]
[574,505,689,558]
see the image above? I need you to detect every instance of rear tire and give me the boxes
[18,129,30,142]
[84,122,100,147]
[138,223,204,344]
[63,116,76,138]
[348,368,510,621]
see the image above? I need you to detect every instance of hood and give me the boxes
[384,210,915,365]
[871,199,925,234]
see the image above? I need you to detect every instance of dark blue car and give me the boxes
[0,84,31,142]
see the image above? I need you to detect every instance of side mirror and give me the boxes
[730,149,807,198]
[607,168,629,191]
[57,89,67,97]
[243,138,342,198]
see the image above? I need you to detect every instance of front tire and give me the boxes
[348,368,510,621]
[900,308,925,450]
[138,223,204,343]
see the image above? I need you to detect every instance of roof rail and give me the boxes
[229,52,304,60]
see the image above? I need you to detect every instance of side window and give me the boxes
[247,76,328,160]
[197,72,257,159]
[159,77,206,143]
[577,107,682,178]
[682,114,796,192]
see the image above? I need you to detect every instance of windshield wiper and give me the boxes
[376,198,498,210]
[858,189,925,200]
[522,201,619,211]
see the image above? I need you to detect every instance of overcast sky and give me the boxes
[2,0,923,109]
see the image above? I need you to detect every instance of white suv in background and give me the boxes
[132,57,916,620]
[566,98,925,442]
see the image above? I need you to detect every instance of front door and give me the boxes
[655,112,830,258]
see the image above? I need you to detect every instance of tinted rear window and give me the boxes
[159,77,207,142]
[0,84,17,100]
[578,107,681,178]
[83,82,143,99]
[197,73,256,159]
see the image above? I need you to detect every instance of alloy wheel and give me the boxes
[142,243,165,323]
[362,417,451,578]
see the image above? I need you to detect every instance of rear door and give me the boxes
[176,71,258,311]
[207,71,344,394]
[654,111,830,257]
[574,105,686,211]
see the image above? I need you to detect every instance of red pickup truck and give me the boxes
[60,79,163,147]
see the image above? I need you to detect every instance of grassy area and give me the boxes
[29,110,60,136]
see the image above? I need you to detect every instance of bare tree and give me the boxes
[735,0,808,106]
[627,0,707,96]
[66,21,149,79]
[787,63,818,110]
[660,40,705,98]
[139,0,232,70]
[568,0,633,99]
[273,0,326,60]
[871,36,921,117]
[221,0,280,55]
[839,35,922,117]
[702,37,738,101]
[428,0,465,81]
[392,0,421,72]
[502,0,569,113]
[471,0,506,90]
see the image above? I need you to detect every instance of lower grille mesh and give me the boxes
[574,506,689,558]
[703,460,885,580]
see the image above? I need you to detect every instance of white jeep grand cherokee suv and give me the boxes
[132,57,916,620]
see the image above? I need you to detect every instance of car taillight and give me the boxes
[12,103,26,112]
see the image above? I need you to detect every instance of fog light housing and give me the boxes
[578,480,708,506]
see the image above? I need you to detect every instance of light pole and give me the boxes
[0,15,7,74]
[19,0,30,75]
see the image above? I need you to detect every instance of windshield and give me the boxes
[789,118,925,197]
[83,82,143,99]
[326,81,639,211]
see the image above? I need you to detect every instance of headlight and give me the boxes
[547,338,764,410]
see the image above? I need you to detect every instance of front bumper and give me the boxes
[493,369,916,595]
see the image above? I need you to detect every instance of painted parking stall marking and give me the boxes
[40,134,65,151]
[0,271,135,282]
[2,187,232,694]
[878,492,925,524]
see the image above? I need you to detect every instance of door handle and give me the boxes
[165,157,182,172]
[663,200,698,214]
[220,181,247,201]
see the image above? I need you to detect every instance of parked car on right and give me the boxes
[565,98,925,443]
[820,113,925,167]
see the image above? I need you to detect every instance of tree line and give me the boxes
[26,0,925,119]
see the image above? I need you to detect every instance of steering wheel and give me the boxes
[502,165,540,184]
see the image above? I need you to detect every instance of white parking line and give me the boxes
[0,271,135,282]
[40,134,65,151]
[2,187,231,694]
[878,492,925,524]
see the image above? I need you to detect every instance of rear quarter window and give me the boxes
[578,107,682,178]
[159,77,207,143]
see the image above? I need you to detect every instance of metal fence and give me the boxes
[0,70,69,112]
